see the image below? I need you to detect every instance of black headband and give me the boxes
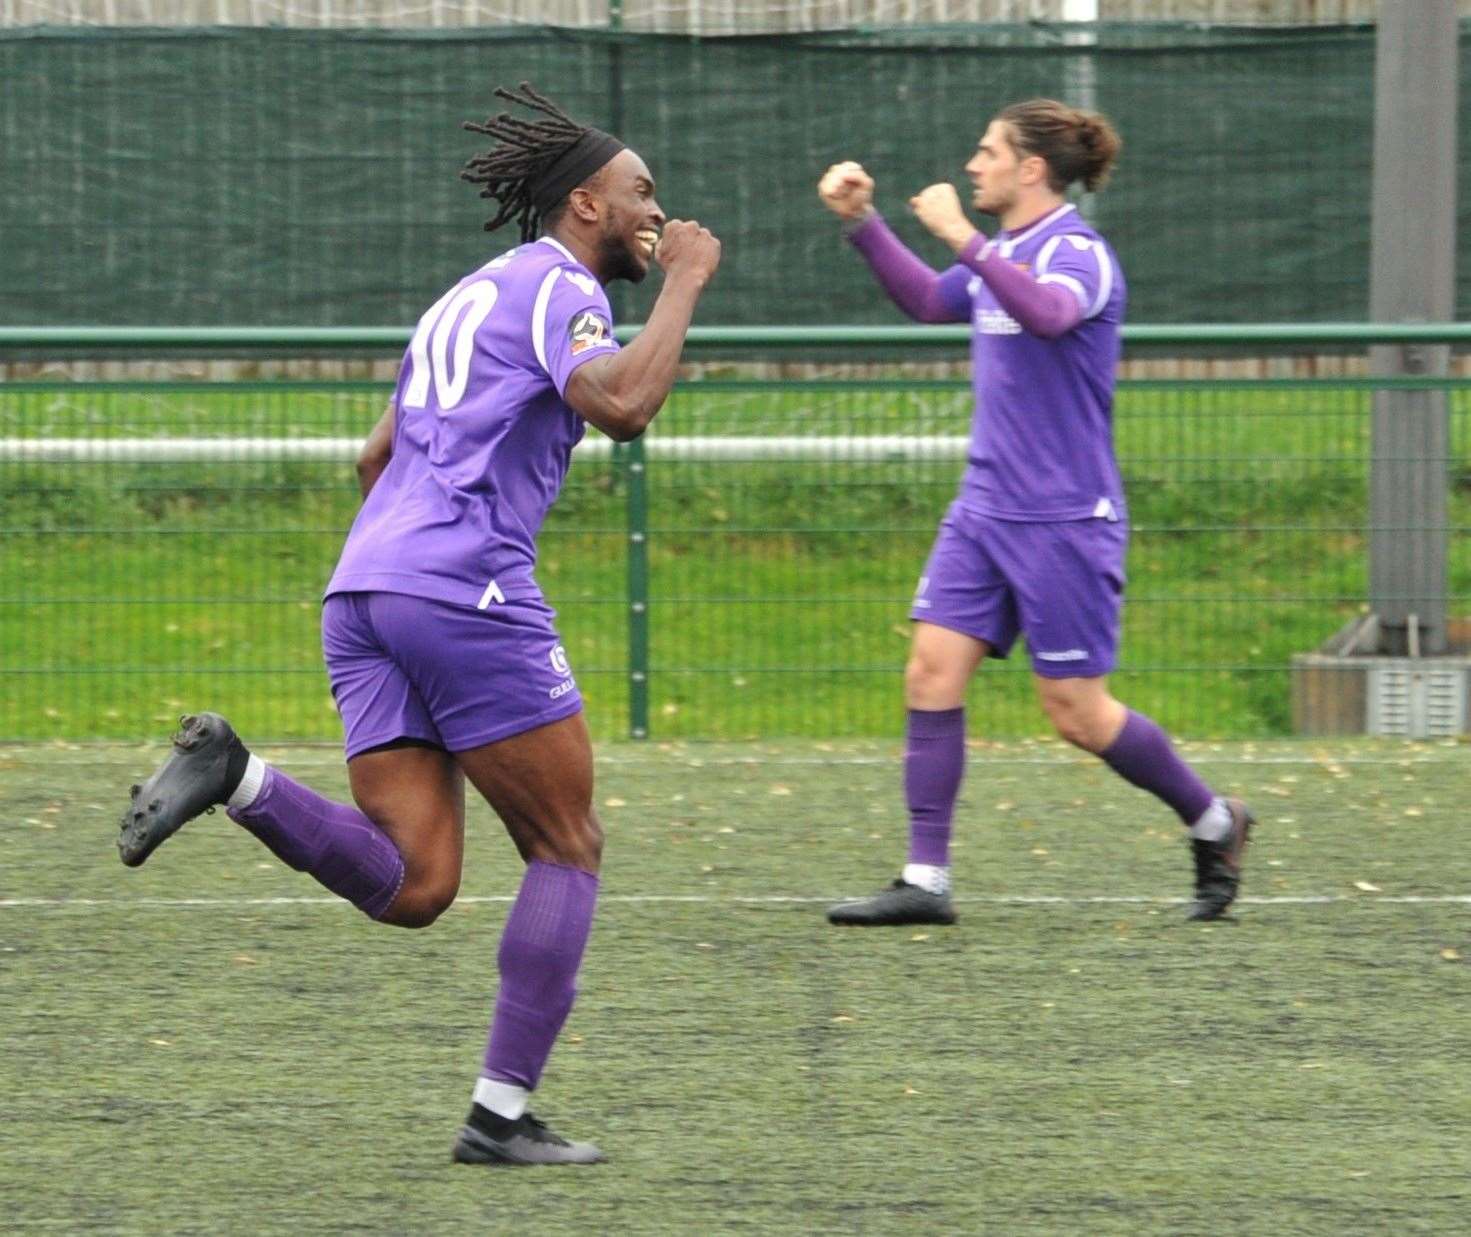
[529,128,626,217]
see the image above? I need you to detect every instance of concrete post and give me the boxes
[1368,0,1457,654]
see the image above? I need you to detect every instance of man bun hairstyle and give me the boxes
[998,98,1122,193]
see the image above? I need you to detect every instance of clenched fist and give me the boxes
[655,219,722,286]
[818,161,875,222]
[908,183,978,253]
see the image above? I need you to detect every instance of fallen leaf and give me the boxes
[909,933,930,942]
[1440,948,1461,961]
[603,797,626,808]
[1353,881,1382,893]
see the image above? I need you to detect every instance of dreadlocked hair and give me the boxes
[461,82,591,241]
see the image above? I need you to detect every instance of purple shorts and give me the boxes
[321,590,583,760]
[910,501,1127,679]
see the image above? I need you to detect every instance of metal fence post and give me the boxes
[624,435,650,739]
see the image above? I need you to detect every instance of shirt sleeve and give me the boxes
[534,265,621,398]
[1033,233,1117,320]
[846,213,972,324]
[934,264,974,321]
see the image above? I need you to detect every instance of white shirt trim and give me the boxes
[1034,234,1063,276]
[1004,203,1077,248]
[1038,272,1089,308]
[1085,239,1113,318]
[530,267,561,375]
[537,236,578,264]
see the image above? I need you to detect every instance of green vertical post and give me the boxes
[624,435,650,739]
[609,0,646,737]
[607,0,628,327]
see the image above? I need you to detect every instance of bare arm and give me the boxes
[356,401,395,498]
[564,220,721,443]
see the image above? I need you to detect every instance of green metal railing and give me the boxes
[4,324,1471,350]
[2,325,1468,742]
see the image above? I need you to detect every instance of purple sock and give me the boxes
[227,767,405,919]
[481,861,599,1091]
[905,707,967,866]
[1100,710,1214,825]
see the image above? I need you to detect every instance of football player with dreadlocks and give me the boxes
[117,83,721,1166]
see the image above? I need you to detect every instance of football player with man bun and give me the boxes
[820,99,1253,929]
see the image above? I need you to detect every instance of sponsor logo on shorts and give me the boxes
[1036,648,1089,662]
[568,310,616,356]
[549,646,576,699]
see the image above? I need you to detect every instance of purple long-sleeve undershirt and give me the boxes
[845,213,968,325]
[847,212,1085,339]
[956,232,1084,340]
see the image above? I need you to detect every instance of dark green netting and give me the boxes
[2,23,1466,326]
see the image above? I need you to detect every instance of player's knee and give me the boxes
[904,654,959,706]
[1043,697,1106,751]
[386,869,460,929]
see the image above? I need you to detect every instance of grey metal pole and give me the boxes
[1368,0,1457,655]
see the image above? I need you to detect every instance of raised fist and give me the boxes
[907,183,976,252]
[818,161,875,222]
[655,219,722,285]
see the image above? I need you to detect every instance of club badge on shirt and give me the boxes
[569,310,616,356]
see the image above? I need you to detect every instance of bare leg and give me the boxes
[450,712,603,1150]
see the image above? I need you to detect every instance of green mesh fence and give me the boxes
[5,22,1471,327]
[5,335,1470,742]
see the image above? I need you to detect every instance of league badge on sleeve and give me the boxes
[568,310,616,356]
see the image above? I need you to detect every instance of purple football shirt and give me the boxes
[326,237,620,609]
[929,203,1128,522]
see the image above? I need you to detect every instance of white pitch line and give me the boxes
[14,747,1471,764]
[2,893,1469,911]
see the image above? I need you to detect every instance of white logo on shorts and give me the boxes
[912,575,932,609]
[549,645,571,677]
[1036,648,1089,662]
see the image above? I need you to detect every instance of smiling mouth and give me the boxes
[635,229,659,257]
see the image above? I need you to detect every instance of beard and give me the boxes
[597,225,648,285]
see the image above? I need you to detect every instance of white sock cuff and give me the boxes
[1189,797,1232,842]
[226,753,267,811]
[902,862,952,896]
[474,1076,530,1120]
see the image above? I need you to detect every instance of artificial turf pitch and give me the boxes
[3,739,1468,1234]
